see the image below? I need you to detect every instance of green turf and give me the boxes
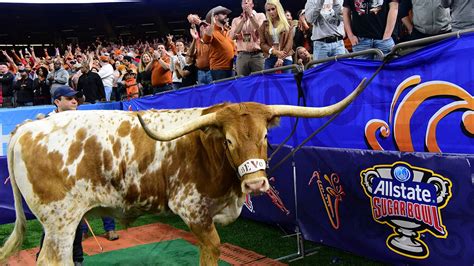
[0,213,386,265]
[84,238,230,266]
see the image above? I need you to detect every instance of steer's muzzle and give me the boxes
[237,158,269,194]
[241,172,270,194]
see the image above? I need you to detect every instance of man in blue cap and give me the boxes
[51,86,121,242]
[38,85,85,265]
[51,85,80,113]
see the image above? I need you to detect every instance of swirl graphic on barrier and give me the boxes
[243,177,290,215]
[309,171,345,229]
[365,75,474,152]
[266,177,291,215]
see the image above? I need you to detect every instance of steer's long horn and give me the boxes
[270,78,366,117]
[137,112,217,141]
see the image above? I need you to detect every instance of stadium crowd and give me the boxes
[0,0,472,108]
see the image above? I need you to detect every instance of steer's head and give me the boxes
[207,102,277,194]
[137,79,366,195]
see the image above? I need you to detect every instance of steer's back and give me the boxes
[8,109,203,217]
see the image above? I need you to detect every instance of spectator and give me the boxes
[175,53,198,87]
[70,63,83,90]
[343,0,399,59]
[1,50,18,74]
[285,10,298,27]
[259,0,294,73]
[168,36,186,90]
[137,51,152,95]
[293,9,312,54]
[47,59,69,98]
[305,0,346,61]
[82,217,119,242]
[0,62,15,108]
[230,0,266,76]
[98,55,115,101]
[146,44,173,93]
[24,64,37,81]
[399,0,451,41]
[203,6,235,81]
[14,66,34,106]
[295,46,313,67]
[122,55,137,73]
[114,62,126,100]
[77,63,105,104]
[123,70,140,99]
[187,15,212,85]
[36,86,84,266]
[441,0,474,31]
[33,66,51,105]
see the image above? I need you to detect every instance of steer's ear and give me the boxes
[268,116,280,129]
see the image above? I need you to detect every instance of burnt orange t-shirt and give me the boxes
[203,25,235,71]
[151,56,172,87]
[125,77,139,100]
[195,41,211,70]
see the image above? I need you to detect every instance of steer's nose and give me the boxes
[242,177,270,194]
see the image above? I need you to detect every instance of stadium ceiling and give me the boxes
[1,0,305,45]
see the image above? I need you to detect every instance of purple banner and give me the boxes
[294,147,474,265]
[240,145,297,231]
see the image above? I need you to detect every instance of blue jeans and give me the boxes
[82,216,116,233]
[152,84,173,94]
[313,40,346,61]
[104,86,112,101]
[210,70,234,81]
[264,56,293,73]
[197,70,212,85]
[172,82,182,90]
[38,224,83,263]
[352,37,395,60]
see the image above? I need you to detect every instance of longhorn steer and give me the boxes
[0,79,365,265]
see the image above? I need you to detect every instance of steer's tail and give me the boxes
[0,137,27,262]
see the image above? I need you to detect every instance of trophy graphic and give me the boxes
[361,162,452,259]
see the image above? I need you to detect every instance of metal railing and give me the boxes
[389,28,474,57]
[305,48,385,69]
[250,64,303,75]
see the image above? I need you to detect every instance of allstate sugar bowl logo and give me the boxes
[393,166,411,182]
[360,162,452,259]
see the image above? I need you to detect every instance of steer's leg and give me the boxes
[189,222,221,266]
[36,216,82,266]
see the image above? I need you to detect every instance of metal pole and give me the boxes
[250,64,302,75]
[211,75,243,84]
[305,48,385,69]
[83,218,104,252]
[390,28,474,56]
[276,152,321,262]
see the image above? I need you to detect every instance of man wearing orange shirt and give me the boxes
[146,44,172,94]
[203,6,235,81]
[187,14,213,85]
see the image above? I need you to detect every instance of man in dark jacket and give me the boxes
[77,64,105,104]
[14,66,34,106]
[0,62,15,107]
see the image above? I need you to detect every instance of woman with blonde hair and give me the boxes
[137,51,152,95]
[258,0,294,73]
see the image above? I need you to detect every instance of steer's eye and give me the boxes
[225,139,233,146]
[264,134,268,139]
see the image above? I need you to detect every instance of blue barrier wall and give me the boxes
[0,102,122,156]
